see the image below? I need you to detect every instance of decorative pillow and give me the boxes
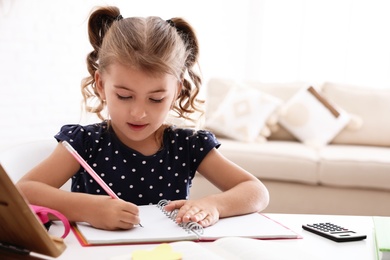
[278,86,350,147]
[206,87,282,142]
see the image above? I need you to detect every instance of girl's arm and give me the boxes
[164,148,269,227]
[16,143,140,230]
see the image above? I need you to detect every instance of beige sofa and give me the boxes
[189,79,390,217]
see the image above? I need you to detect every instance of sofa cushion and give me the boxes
[205,78,315,141]
[278,86,351,146]
[206,86,282,142]
[319,145,390,191]
[322,82,390,147]
[217,138,319,184]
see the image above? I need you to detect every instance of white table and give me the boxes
[35,213,376,260]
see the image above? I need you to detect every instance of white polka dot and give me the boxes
[193,159,197,162]
[129,185,133,188]
[182,163,186,166]
[123,159,127,163]
[108,142,111,146]
[138,194,143,198]
[142,161,146,164]
[167,167,171,170]
[88,132,91,136]
[176,189,180,193]
[179,147,183,150]
[121,175,125,179]
[95,140,99,143]
[109,183,113,186]
[113,166,117,170]
[132,168,136,172]
[96,189,100,193]
[117,192,121,196]
[141,177,144,181]
[93,163,97,167]
[159,193,163,197]
[159,159,163,163]
[204,136,208,140]
[151,169,155,172]
[175,156,178,160]
[105,157,109,161]
[184,179,187,183]
[168,183,171,187]
[115,150,118,154]
[171,140,175,144]
[159,176,163,179]
[89,179,93,183]
[175,173,179,176]
[200,148,204,151]
[98,148,102,151]
[101,173,105,177]
[149,185,153,189]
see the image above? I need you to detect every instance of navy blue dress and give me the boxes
[55,121,220,205]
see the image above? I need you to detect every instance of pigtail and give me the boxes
[81,6,121,120]
[169,18,204,121]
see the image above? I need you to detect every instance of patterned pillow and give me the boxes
[278,86,350,146]
[206,87,282,142]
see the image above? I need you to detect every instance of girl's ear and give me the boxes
[170,81,182,109]
[95,71,106,100]
[176,81,183,99]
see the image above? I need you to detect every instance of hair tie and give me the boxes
[166,19,175,28]
[116,14,123,21]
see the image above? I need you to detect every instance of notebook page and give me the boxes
[75,205,198,245]
[199,213,298,240]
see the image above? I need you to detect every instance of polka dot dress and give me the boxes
[55,121,220,205]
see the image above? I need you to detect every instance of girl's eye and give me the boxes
[117,94,132,100]
[150,98,164,103]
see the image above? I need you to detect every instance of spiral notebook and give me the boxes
[72,200,299,246]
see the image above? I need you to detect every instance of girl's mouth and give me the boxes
[128,123,148,131]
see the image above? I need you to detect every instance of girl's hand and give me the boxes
[83,195,140,230]
[164,199,220,227]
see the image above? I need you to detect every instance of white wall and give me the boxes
[0,0,252,150]
[1,0,390,150]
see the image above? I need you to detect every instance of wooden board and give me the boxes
[0,164,66,258]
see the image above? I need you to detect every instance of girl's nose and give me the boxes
[130,104,147,119]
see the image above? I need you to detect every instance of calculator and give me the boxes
[302,222,367,242]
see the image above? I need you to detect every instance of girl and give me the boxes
[17,6,269,231]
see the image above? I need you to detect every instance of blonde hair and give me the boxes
[81,6,203,122]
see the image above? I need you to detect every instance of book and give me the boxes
[110,236,320,260]
[72,199,299,246]
[373,216,390,260]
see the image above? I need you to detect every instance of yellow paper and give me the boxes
[131,244,182,260]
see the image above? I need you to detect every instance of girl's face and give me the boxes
[95,62,180,152]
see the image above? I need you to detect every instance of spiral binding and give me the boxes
[157,199,204,236]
